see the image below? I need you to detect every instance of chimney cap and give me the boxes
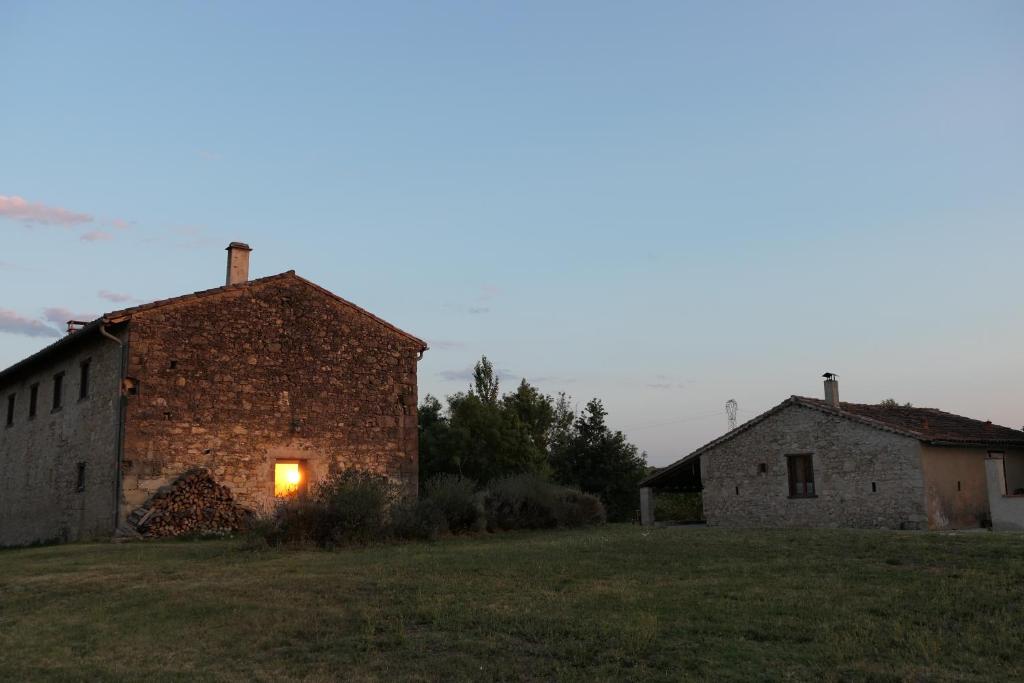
[226,242,252,251]
[822,372,838,380]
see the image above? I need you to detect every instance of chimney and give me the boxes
[822,372,839,408]
[225,242,252,286]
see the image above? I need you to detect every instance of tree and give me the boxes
[502,379,556,454]
[552,399,648,522]
[879,398,913,408]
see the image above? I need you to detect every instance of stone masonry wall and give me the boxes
[0,332,123,546]
[119,276,422,517]
[702,403,927,529]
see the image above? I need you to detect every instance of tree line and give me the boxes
[418,356,648,521]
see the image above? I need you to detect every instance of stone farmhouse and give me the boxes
[640,375,1024,531]
[0,243,427,546]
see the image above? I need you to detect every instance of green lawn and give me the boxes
[2,525,1024,681]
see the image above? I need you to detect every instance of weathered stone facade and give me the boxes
[701,404,928,529]
[120,274,423,516]
[0,265,426,546]
[0,332,124,546]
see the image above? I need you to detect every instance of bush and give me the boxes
[391,497,448,541]
[423,474,486,533]
[484,474,606,531]
[654,492,703,523]
[257,469,399,548]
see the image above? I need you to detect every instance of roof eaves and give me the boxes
[0,319,105,385]
[289,273,428,351]
[789,396,925,440]
[640,397,800,487]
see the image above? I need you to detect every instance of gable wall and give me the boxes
[120,277,422,516]
[0,332,123,546]
[702,404,927,528]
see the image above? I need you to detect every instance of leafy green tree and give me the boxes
[879,398,913,408]
[552,399,648,522]
[418,357,646,519]
[502,379,556,454]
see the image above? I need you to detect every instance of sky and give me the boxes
[1,1,1022,466]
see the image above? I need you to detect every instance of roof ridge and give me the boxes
[103,270,296,321]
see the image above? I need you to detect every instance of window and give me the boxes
[75,463,86,492]
[274,461,306,497]
[52,372,64,411]
[79,360,91,400]
[29,383,38,418]
[871,482,877,493]
[5,394,13,427]
[787,454,815,497]
[758,463,767,474]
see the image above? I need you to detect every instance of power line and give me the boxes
[622,410,726,432]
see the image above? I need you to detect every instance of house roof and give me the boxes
[0,271,427,385]
[641,395,1024,488]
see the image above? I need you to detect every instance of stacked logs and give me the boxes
[126,468,254,538]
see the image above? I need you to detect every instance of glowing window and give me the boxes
[274,462,304,497]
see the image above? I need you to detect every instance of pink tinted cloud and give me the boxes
[109,218,133,230]
[98,290,136,303]
[43,307,97,326]
[0,195,93,226]
[0,309,60,338]
[80,230,113,242]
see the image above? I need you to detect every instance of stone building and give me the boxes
[640,375,1024,530]
[0,243,427,546]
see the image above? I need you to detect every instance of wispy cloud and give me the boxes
[98,290,137,303]
[429,339,465,350]
[43,307,97,326]
[0,309,60,338]
[80,230,113,242]
[0,195,93,227]
[439,366,515,383]
[109,218,133,230]
[467,306,490,315]
[198,150,222,161]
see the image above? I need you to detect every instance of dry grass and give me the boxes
[2,525,1024,681]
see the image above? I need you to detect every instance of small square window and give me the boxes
[758,463,767,474]
[274,461,306,498]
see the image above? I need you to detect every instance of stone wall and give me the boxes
[702,403,927,529]
[120,275,422,517]
[0,332,123,546]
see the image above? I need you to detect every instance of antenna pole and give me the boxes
[725,399,738,431]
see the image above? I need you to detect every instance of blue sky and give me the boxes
[1,1,1022,466]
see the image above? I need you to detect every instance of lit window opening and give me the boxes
[274,461,305,497]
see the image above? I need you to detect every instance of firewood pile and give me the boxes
[125,468,254,538]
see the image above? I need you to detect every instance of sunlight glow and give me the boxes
[274,462,302,497]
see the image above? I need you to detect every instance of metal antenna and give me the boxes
[725,399,738,431]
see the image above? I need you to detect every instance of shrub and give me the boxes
[484,474,606,531]
[557,489,607,527]
[257,469,400,548]
[423,474,486,533]
[390,497,448,541]
[654,492,703,522]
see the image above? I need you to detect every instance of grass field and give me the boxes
[2,525,1024,681]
